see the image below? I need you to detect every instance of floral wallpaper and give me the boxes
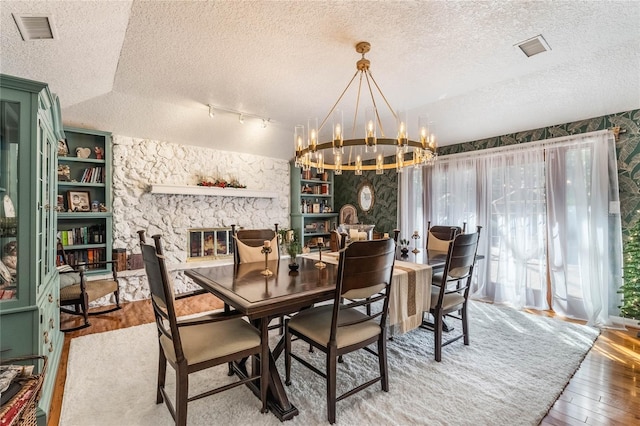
[335,109,640,237]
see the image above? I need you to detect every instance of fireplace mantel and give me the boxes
[149,184,278,198]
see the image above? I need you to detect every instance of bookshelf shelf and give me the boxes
[57,127,113,273]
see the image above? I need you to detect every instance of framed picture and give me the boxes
[66,190,91,212]
[339,203,358,225]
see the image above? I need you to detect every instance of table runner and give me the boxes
[300,252,432,334]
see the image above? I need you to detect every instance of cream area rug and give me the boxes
[60,301,599,425]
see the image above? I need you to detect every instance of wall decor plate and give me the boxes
[2,195,15,218]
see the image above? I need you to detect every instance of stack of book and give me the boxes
[80,167,104,183]
[58,225,104,246]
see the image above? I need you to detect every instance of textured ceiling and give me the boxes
[1,1,639,161]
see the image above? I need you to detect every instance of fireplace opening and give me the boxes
[187,227,233,261]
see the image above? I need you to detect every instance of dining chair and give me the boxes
[426,221,463,252]
[230,224,286,334]
[57,238,121,332]
[425,227,481,362]
[230,224,279,265]
[284,238,396,424]
[138,231,268,426]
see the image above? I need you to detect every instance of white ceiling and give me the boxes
[1,1,639,161]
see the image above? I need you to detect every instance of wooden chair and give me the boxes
[231,224,279,265]
[426,221,463,252]
[57,239,121,332]
[230,224,285,334]
[425,228,481,362]
[138,231,268,426]
[284,238,396,424]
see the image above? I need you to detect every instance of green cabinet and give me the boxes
[57,127,113,272]
[289,163,339,248]
[0,74,63,425]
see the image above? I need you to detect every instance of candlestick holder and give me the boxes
[315,242,326,269]
[411,232,421,254]
[261,246,273,276]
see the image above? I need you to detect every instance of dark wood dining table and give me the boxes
[184,252,450,421]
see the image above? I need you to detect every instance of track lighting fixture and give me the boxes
[206,103,271,127]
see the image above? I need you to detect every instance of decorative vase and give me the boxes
[401,247,409,255]
[288,263,299,272]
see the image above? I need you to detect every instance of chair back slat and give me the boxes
[331,238,396,340]
[139,232,185,363]
[447,234,479,279]
[435,230,481,306]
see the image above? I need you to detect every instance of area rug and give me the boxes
[60,301,599,425]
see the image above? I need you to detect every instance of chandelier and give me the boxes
[294,41,437,175]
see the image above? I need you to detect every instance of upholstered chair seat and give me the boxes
[287,305,381,349]
[159,318,260,365]
[59,278,118,302]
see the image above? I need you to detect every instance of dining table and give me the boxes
[184,251,447,421]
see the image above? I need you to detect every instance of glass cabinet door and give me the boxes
[0,100,19,300]
[38,113,58,291]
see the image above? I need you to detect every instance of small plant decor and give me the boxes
[287,241,301,263]
[278,228,301,270]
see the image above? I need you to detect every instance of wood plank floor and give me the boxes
[49,296,639,425]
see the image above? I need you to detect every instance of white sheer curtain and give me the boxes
[399,130,623,324]
[546,132,622,326]
[397,167,425,243]
[481,149,548,309]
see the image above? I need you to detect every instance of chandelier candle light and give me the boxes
[294,41,437,174]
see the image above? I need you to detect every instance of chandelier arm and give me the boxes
[351,71,365,139]
[318,70,360,133]
[367,69,398,121]
[364,70,385,137]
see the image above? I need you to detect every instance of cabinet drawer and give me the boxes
[39,291,59,355]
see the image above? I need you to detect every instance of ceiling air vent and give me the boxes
[515,34,551,57]
[12,14,57,41]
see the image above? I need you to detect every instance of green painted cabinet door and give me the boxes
[0,74,63,426]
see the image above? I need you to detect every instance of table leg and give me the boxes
[248,317,299,421]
